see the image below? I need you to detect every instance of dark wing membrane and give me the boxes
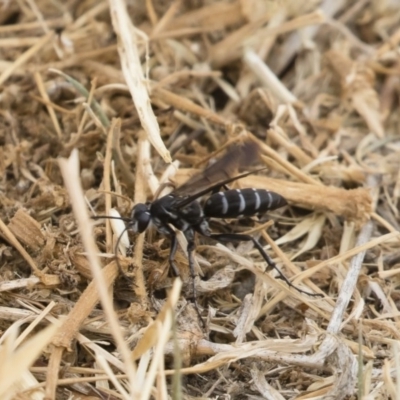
[175,167,267,209]
[173,140,260,199]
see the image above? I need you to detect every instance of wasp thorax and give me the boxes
[130,203,151,233]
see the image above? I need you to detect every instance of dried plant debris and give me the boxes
[1,0,400,399]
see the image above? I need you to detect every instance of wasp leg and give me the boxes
[161,224,180,277]
[184,229,206,328]
[209,233,322,298]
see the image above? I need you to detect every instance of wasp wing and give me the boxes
[175,167,267,209]
[173,140,259,197]
[172,140,261,208]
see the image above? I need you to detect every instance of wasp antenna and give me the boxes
[92,215,132,223]
[114,224,130,256]
[108,209,130,255]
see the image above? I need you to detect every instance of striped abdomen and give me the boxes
[203,188,287,219]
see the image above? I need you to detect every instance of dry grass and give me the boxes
[1,0,400,399]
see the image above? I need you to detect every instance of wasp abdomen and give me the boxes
[203,188,287,218]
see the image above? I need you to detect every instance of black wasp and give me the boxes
[96,140,319,324]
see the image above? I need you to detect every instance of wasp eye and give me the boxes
[130,203,151,233]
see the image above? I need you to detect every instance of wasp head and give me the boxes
[129,203,151,233]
